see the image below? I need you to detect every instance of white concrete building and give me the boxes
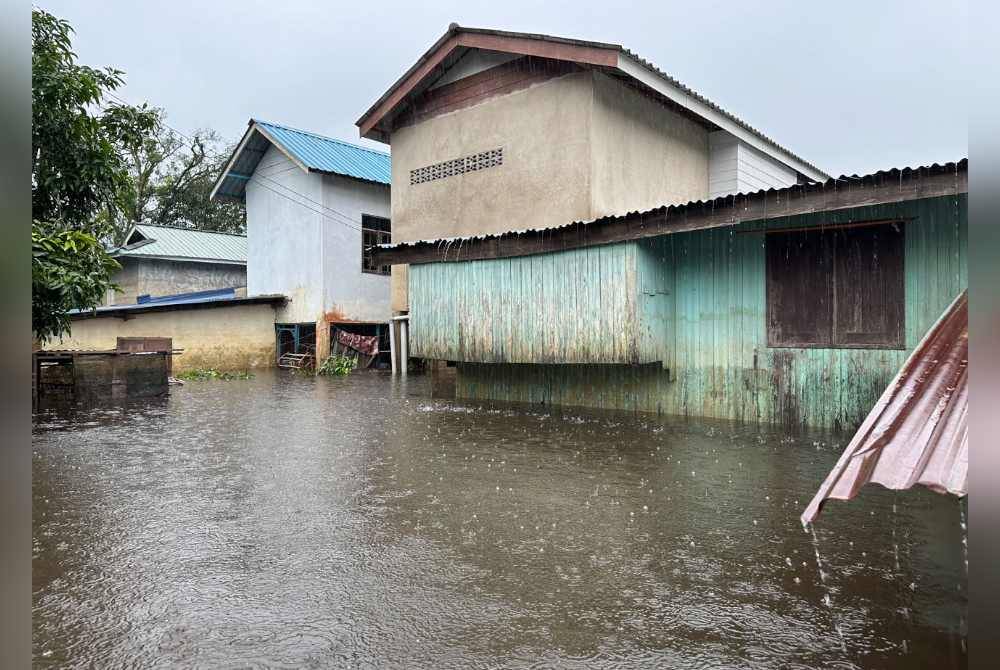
[212,119,392,361]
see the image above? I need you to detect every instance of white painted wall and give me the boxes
[708,131,798,198]
[245,144,391,324]
[321,174,391,322]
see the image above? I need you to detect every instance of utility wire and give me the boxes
[104,89,378,234]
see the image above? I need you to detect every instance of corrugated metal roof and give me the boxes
[114,224,247,265]
[211,119,390,202]
[801,290,968,525]
[374,158,968,263]
[255,120,391,184]
[70,293,286,318]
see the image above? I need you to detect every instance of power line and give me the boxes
[249,179,362,232]
[104,89,378,234]
[250,172,368,231]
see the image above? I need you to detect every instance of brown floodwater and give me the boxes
[32,370,967,669]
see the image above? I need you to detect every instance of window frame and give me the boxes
[765,221,906,350]
[361,214,392,276]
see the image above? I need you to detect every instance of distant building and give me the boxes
[211,119,392,361]
[52,290,287,373]
[109,224,247,305]
[356,24,831,315]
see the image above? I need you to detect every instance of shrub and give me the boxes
[316,354,356,376]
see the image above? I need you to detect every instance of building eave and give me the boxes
[373,159,967,266]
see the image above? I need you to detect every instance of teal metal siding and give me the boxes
[421,195,966,429]
[410,243,667,364]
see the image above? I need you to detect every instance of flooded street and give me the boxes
[33,371,967,669]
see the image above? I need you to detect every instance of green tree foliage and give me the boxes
[32,224,121,344]
[118,119,246,234]
[150,132,245,235]
[31,8,156,341]
[32,8,159,239]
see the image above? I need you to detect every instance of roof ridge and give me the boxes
[136,223,247,238]
[253,119,391,157]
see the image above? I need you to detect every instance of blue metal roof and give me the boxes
[69,290,286,317]
[211,119,391,202]
[135,287,236,305]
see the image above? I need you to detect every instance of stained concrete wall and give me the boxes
[53,303,281,372]
[109,257,246,305]
[389,70,595,311]
[388,69,715,311]
[245,144,391,347]
[590,72,709,216]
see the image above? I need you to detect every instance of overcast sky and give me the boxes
[41,0,967,177]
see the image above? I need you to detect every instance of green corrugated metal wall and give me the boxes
[414,195,967,429]
[410,243,666,364]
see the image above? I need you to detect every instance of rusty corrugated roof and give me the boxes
[801,290,968,525]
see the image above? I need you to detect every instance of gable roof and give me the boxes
[113,224,247,265]
[356,24,829,182]
[211,119,391,202]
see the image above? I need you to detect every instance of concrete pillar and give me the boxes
[399,319,408,377]
[388,320,398,375]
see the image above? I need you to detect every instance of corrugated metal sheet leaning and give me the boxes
[801,290,968,525]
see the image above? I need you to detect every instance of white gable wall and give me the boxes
[245,143,391,325]
[708,130,798,198]
[320,175,391,322]
[246,144,325,323]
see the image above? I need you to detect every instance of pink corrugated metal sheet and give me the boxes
[802,290,968,525]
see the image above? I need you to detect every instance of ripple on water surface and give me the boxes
[33,370,967,669]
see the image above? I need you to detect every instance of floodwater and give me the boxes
[33,370,967,669]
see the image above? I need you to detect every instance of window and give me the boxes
[766,222,904,349]
[361,214,391,275]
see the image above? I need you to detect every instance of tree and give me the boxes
[114,113,247,235]
[31,8,157,341]
[32,8,159,241]
[32,224,120,344]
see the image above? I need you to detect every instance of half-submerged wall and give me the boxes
[434,195,966,429]
[409,241,672,365]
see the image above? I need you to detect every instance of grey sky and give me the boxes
[41,0,967,177]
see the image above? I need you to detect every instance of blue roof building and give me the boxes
[210,119,393,359]
[211,119,390,203]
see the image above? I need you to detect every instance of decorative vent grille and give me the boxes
[410,148,503,185]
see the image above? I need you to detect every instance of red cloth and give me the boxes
[335,329,379,356]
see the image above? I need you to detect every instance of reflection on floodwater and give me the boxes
[33,370,967,668]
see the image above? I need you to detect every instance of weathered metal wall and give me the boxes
[410,242,671,365]
[452,195,967,429]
